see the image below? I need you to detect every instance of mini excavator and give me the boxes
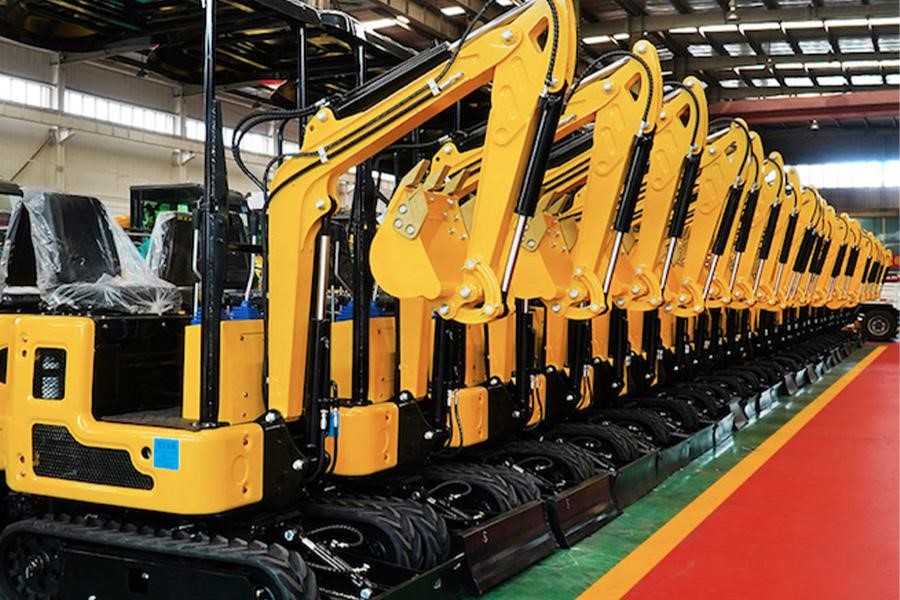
[0,0,889,597]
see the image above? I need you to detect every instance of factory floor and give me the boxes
[483,343,899,600]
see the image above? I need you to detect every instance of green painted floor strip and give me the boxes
[479,346,875,600]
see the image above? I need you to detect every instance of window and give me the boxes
[0,73,55,109]
[63,90,177,135]
[186,119,273,155]
[790,161,900,189]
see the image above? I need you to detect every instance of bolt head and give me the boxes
[678,294,688,303]
[636,42,647,53]
[315,199,326,210]
[424,430,435,440]
[659,111,667,121]
[393,218,403,229]
[443,145,453,155]
[291,459,304,471]
[631,285,641,294]
[526,239,537,249]
[459,285,472,299]
[569,288,579,299]
[405,225,416,235]
[551,303,562,312]
[316,110,327,122]
[501,29,514,41]
[264,411,277,424]
[709,147,716,154]
[590,303,600,312]
[398,204,409,214]
[284,529,297,542]
[464,259,476,270]
[483,304,495,315]
[603,82,614,92]
[664,305,673,312]
[616,298,625,307]
[439,304,450,315]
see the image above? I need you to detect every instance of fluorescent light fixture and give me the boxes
[583,35,611,44]
[719,79,741,88]
[362,18,396,30]
[740,22,781,32]
[441,6,466,16]
[805,61,841,69]
[496,0,515,5]
[869,17,900,27]
[842,60,881,68]
[783,20,824,30]
[699,24,738,33]
[784,76,814,87]
[396,15,410,24]
[736,64,767,70]
[887,73,900,85]
[775,62,804,69]
[824,18,869,28]
[816,75,847,85]
[612,33,630,40]
[670,26,698,34]
[687,44,714,57]
[880,59,900,67]
[850,74,884,85]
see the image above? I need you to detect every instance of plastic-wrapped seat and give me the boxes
[146,210,252,306]
[0,191,179,314]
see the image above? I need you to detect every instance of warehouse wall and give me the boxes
[0,38,296,215]
[1,113,266,215]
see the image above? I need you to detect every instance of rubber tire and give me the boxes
[591,407,672,447]
[862,307,897,341]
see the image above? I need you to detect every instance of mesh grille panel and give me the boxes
[32,424,153,490]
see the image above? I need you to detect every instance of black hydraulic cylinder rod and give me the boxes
[792,228,816,273]
[199,0,225,425]
[734,187,760,253]
[514,91,567,217]
[813,239,831,275]
[667,153,701,239]
[431,318,463,430]
[859,256,871,285]
[778,212,799,264]
[758,202,782,260]
[514,300,535,414]
[711,184,744,256]
[844,246,860,276]
[613,132,654,232]
[830,244,848,278]
[351,42,374,406]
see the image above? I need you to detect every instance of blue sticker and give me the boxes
[153,438,180,471]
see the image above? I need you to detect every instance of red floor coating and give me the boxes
[626,344,900,600]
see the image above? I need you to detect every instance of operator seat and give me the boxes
[0,192,179,314]
[147,210,252,307]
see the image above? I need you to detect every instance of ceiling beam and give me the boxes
[581,4,899,36]
[709,89,900,123]
[365,0,463,39]
[708,84,899,101]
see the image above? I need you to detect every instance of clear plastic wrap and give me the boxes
[0,191,180,314]
[146,211,179,278]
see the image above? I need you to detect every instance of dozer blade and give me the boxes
[656,433,693,480]
[545,473,618,548]
[612,451,659,508]
[365,555,466,600]
[455,500,555,595]
[714,412,736,446]
[686,423,716,461]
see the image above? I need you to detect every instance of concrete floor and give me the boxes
[480,345,879,600]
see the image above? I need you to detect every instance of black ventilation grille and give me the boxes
[33,348,66,400]
[32,424,153,490]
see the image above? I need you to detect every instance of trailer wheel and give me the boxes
[862,307,897,341]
